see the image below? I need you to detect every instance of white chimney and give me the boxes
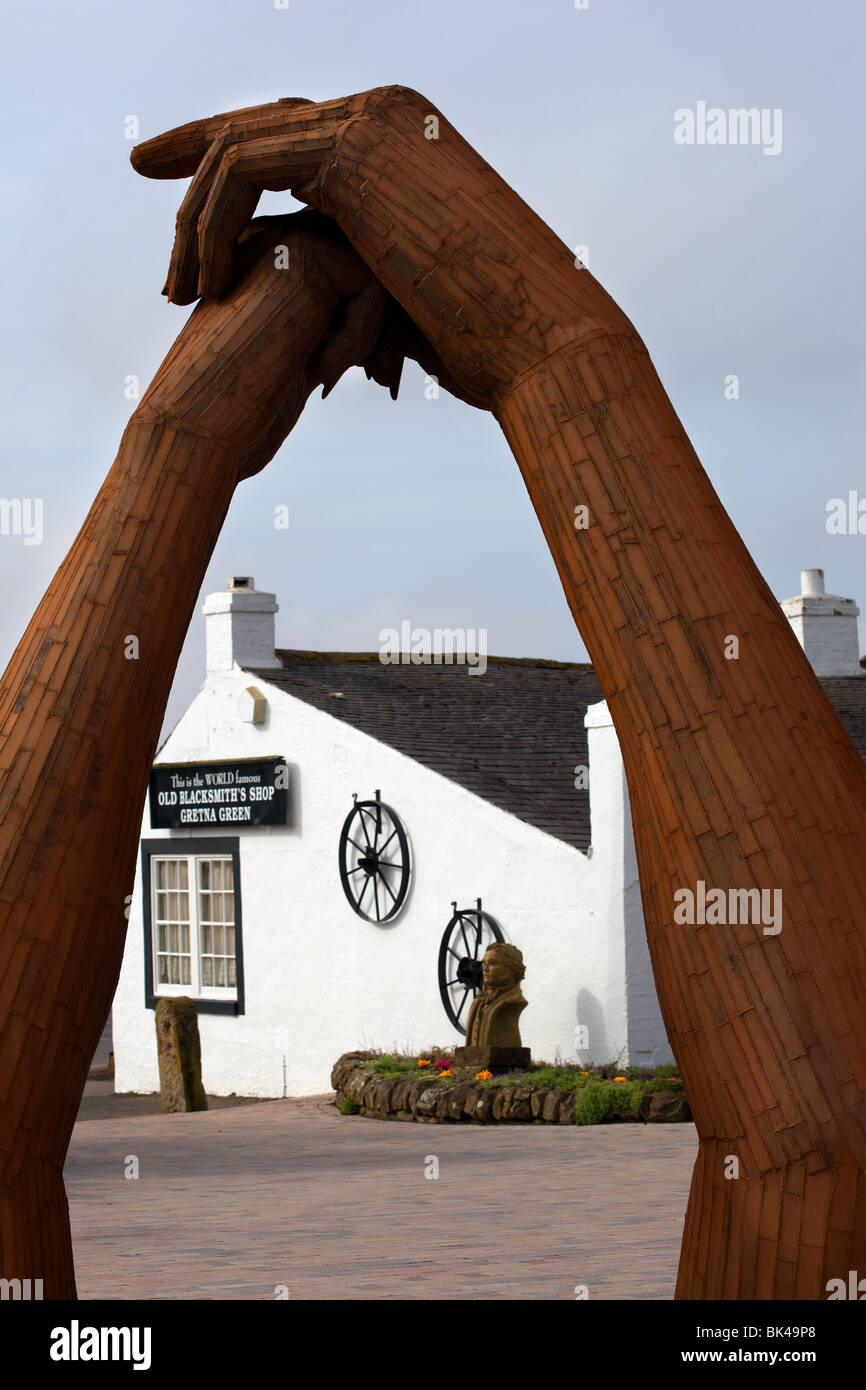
[781,569,862,676]
[202,577,281,674]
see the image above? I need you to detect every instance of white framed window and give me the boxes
[142,839,244,1015]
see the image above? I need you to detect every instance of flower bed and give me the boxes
[330,1051,691,1126]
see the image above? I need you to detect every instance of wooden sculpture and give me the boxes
[130,87,866,1301]
[1,84,864,1300]
[0,203,434,1298]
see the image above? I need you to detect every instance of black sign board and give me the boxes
[149,758,288,829]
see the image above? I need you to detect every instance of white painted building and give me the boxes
[112,570,865,1098]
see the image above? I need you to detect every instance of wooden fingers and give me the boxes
[130,97,317,179]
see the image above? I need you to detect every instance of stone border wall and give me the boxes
[330,1052,691,1125]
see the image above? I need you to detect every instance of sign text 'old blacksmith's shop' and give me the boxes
[149,759,288,829]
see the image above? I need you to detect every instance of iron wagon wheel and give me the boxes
[438,901,504,1034]
[338,792,410,923]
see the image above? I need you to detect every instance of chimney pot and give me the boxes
[801,568,825,596]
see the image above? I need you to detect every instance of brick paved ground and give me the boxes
[66,1098,697,1300]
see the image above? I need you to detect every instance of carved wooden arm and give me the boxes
[0,211,395,1296]
[133,86,866,1300]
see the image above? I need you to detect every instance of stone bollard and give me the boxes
[155,997,208,1113]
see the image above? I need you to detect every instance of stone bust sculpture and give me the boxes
[465,943,528,1048]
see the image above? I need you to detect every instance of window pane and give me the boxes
[196,857,237,992]
[154,857,192,993]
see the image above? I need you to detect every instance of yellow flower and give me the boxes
[439,1069,451,1078]
[417,1058,431,1067]
[475,1069,492,1081]
[580,1070,589,1075]
[614,1076,628,1082]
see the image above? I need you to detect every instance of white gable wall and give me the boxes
[113,672,673,1099]
[585,702,671,1069]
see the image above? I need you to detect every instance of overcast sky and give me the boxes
[1,0,863,738]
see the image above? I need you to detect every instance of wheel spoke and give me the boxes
[373,878,381,919]
[379,874,396,904]
[377,828,398,856]
[455,988,471,1022]
[357,876,370,911]
[459,920,471,956]
[347,835,367,855]
[446,945,461,961]
[357,807,373,849]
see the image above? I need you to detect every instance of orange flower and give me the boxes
[614,1075,628,1082]
[475,1069,492,1081]
[417,1058,431,1067]
[580,1071,589,1076]
[438,1069,452,1078]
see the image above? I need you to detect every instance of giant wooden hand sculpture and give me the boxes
[0,205,430,1298]
[133,87,866,1300]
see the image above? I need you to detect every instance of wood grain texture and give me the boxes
[0,214,387,1297]
[132,85,866,1298]
[3,83,864,1301]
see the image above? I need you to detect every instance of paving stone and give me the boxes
[65,1094,697,1300]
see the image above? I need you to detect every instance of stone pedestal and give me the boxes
[454,1045,531,1071]
[155,996,208,1112]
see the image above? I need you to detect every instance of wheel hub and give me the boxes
[456,957,483,990]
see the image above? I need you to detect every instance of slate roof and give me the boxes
[817,677,866,761]
[250,652,866,854]
[252,652,604,852]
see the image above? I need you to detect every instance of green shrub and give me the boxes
[370,1054,410,1076]
[643,1076,684,1095]
[573,1080,644,1124]
[339,1097,361,1115]
[518,1067,589,1091]
[367,1052,453,1077]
